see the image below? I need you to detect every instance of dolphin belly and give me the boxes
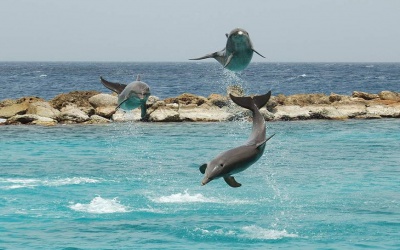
[118,97,142,110]
[224,51,253,71]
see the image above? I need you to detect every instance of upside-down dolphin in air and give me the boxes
[100,75,150,119]
[199,91,274,188]
[190,28,265,71]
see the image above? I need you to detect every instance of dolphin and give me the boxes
[199,91,274,188]
[100,75,151,119]
[189,28,265,71]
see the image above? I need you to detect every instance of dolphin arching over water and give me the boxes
[100,75,151,119]
[199,91,274,188]
[190,28,265,71]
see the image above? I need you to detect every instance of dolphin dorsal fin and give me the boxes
[136,74,141,81]
[225,33,229,38]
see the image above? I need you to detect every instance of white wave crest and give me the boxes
[241,225,298,240]
[69,196,130,214]
[193,225,297,240]
[0,177,100,189]
[152,190,219,203]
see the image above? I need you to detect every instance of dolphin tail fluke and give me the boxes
[100,76,127,94]
[229,91,272,110]
[224,176,242,188]
[253,49,266,58]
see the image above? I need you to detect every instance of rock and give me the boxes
[50,90,100,110]
[149,105,180,122]
[378,91,400,101]
[26,101,60,119]
[334,104,367,118]
[147,96,160,106]
[273,105,311,120]
[352,91,379,100]
[88,94,117,108]
[329,93,343,102]
[366,104,400,118]
[86,115,111,124]
[207,94,229,108]
[284,93,330,106]
[179,104,232,121]
[112,110,142,122]
[95,106,116,119]
[227,85,245,96]
[59,105,90,123]
[164,93,207,106]
[6,114,56,125]
[0,96,45,118]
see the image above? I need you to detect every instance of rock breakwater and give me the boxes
[1,90,399,125]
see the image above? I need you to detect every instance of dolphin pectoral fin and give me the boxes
[199,164,207,174]
[256,134,275,149]
[252,49,266,58]
[116,98,130,110]
[189,52,219,61]
[100,76,127,94]
[224,53,234,68]
[224,176,242,188]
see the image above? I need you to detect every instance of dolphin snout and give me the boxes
[201,177,212,186]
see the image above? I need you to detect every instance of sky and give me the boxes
[1,0,400,62]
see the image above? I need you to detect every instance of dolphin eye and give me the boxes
[219,163,223,167]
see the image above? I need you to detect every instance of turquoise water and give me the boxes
[1,119,399,249]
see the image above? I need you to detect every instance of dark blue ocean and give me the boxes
[1,62,400,249]
[0,62,399,101]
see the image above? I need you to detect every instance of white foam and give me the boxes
[44,177,100,186]
[39,74,47,77]
[152,190,219,203]
[69,196,130,214]
[0,177,100,189]
[241,225,298,240]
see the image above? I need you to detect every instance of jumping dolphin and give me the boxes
[199,91,274,188]
[189,28,265,71]
[100,75,151,119]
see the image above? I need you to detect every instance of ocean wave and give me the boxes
[194,225,298,240]
[241,225,298,240]
[69,196,131,214]
[150,190,253,204]
[151,190,218,203]
[0,177,100,189]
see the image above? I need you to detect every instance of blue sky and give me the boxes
[1,0,399,62]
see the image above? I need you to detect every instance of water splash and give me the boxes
[69,196,130,214]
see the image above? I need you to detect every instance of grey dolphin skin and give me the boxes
[189,28,265,71]
[199,91,274,188]
[100,75,151,119]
